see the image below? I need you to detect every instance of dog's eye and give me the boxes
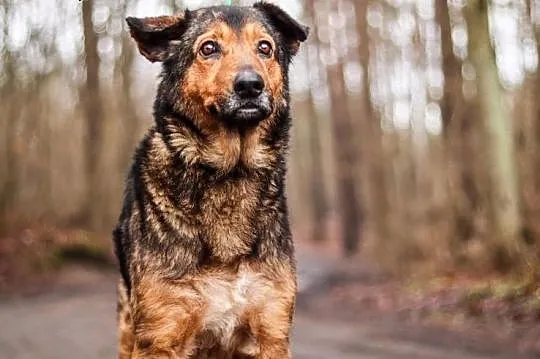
[199,41,219,57]
[257,40,273,57]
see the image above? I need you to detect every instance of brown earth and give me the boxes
[0,250,538,359]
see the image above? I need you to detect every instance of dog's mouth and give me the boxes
[235,102,266,120]
[215,94,272,127]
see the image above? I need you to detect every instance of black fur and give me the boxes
[114,4,308,296]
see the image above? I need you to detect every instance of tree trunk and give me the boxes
[353,0,389,245]
[305,92,327,242]
[436,0,479,263]
[327,59,363,255]
[81,0,105,230]
[170,0,182,13]
[464,0,523,269]
[528,0,540,236]
[525,0,540,275]
[305,0,328,242]
[0,1,19,220]
[118,30,139,170]
[0,66,18,217]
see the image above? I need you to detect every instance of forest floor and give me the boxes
[0,245,539,359]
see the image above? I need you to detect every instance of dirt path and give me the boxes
[0,254,536,359]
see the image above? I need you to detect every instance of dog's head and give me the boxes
[127,3,308,129]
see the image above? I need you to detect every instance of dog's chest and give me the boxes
[201,178,258,219]
[199,178,261,260]
[196,267,271,351]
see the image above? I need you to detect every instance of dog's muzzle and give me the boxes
[219,69,272,127]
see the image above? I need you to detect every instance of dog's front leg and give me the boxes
[117,281,136,359]
[249,265,296,359]
[252,306,293,359]
[131,277,203,358]
[257,339,291,359]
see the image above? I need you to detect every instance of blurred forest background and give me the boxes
[1,0,540,292]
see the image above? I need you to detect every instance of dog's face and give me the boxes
[127,3,308,129]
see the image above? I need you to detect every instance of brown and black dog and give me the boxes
[113,3,308,358]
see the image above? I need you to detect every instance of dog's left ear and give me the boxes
[253,2,309,56]
[126,13,188,62]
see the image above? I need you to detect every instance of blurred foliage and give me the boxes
[1,0,540,292]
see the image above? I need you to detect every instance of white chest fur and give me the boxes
[194,266,272,353]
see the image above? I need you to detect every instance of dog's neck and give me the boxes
[143,107,291,264]
[155,108,289,174]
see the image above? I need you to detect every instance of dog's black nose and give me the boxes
[234,70,264,98]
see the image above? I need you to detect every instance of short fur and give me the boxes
[113,3,308,358]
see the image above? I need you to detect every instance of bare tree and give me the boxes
[304,0,328,242]
[465,0,524,268]
[81,0,106,229]
[324,1,363,255]
[0,0,18,219]
[353,0,389,245]
[436,0,479,261]
[116,1,139,170]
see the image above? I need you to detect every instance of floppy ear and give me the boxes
[253,2,309,56]
[126,14,187,62]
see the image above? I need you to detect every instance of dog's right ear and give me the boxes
[126,14,187,62]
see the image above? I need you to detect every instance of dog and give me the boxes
[113,3,308,358]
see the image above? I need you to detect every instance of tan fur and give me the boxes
[142,15,183,29]
[118,11,303,357]
[201,178,259,262]
[179,21,284,173]
[128,262,295,358]
[118,281,135,359]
